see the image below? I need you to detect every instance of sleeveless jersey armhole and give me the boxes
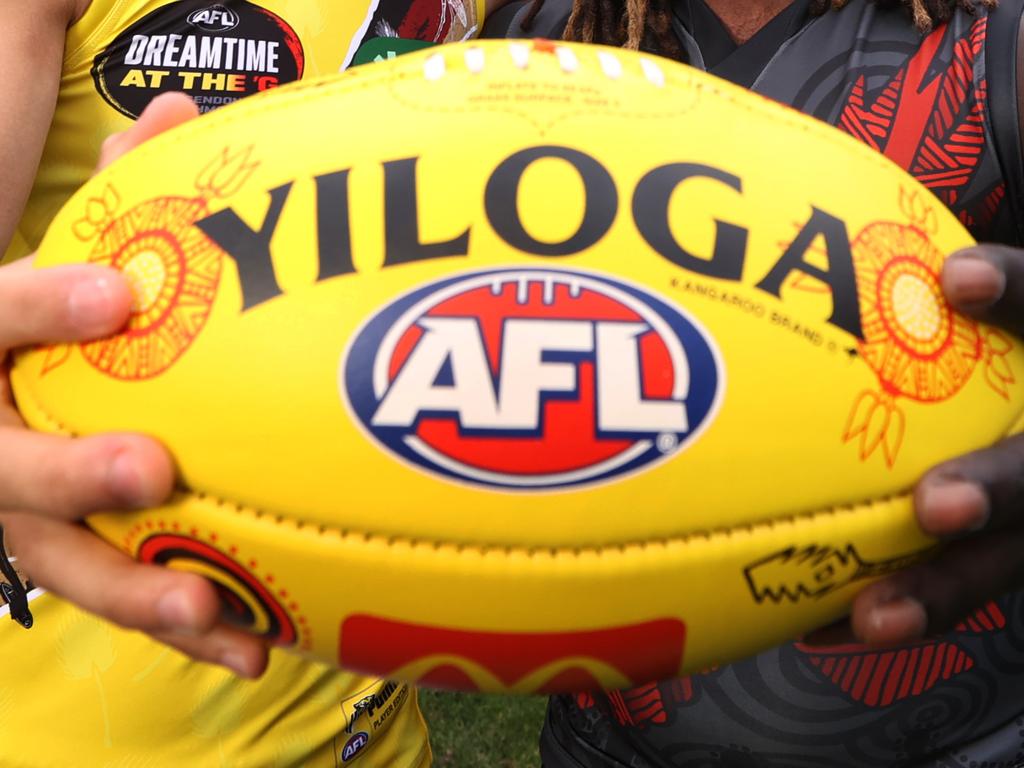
[63,0,139,70]
[985,0,1024,245]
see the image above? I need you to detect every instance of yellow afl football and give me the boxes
[12,40,1024,694]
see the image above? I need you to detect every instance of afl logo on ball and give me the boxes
[342,269,723,490]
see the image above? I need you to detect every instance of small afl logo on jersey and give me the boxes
[186,5,240,31]
[342,269,723,490]
[341,732,369,762]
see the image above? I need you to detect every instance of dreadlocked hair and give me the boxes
[811,0,997,30]
[520,0,998,61]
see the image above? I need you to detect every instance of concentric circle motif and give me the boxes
[80,197,222,380]
[137,534,297,646]
[877,259,950,357]
[852,222,981,402]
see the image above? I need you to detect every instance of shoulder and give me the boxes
[984,0,1024,62]
[982,1,1024,175]
[18,0,85,26]
[0,0,85,38]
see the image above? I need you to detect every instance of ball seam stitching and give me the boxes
[16,373,926,556]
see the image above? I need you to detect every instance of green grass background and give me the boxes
[420,690,548,767]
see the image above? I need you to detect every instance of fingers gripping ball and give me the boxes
[137,533,299,646]
[12,41,1024,693]
[79,196,222,380]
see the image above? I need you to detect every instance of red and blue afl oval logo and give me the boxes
[342,269,723,490]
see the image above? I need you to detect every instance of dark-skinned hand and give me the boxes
[814,245,1024,647]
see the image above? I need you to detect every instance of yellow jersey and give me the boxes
[0,0,486,764]
[1,587,429,768]
[6,0,484,263]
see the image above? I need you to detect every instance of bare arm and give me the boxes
[0,4,265,675]
[0,0,91,252]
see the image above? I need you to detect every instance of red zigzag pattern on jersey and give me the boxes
[577,606,1007,729]
[602,678,701,728]
[804,641,975,707]
[800,602,1006,708]
[579,604,1007,725]
[838,18,1003,232]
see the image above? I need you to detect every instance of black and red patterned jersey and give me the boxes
[542,595,1024,767]
[485,1,1024,766]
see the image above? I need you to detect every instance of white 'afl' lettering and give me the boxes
[343,268,723,491]
[371,318,689,433]
[187,6,240,31]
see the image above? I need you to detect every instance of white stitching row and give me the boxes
[555,46,579,73]
[598,51,623,79]
[70,40,930,206]
[509,42,530,69]
[422,43,665,84]
[639,57,666,87]
[465,46,486,74]
[424,52,446,81]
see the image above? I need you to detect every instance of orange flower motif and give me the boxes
[194,145,259,201]
[843,390,906,468]
[982,329,1015,400]
[71,184,120,242]
[843,190,1011,467]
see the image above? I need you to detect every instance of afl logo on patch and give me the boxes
[92,0,304,118]
[343,269,723,490]
[187,5,240,31]
[342,732,370,762]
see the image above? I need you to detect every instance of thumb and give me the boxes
[97,92,201,171]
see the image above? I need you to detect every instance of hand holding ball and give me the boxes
[13,41,1023,692]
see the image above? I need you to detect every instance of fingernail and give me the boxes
[157,589,201,634]
[918,480,989,536]
[944,254,1006,308]
[865,596,928,644]
[220,651,255,678]
[108,450,153,507]
[68,276,118,331]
